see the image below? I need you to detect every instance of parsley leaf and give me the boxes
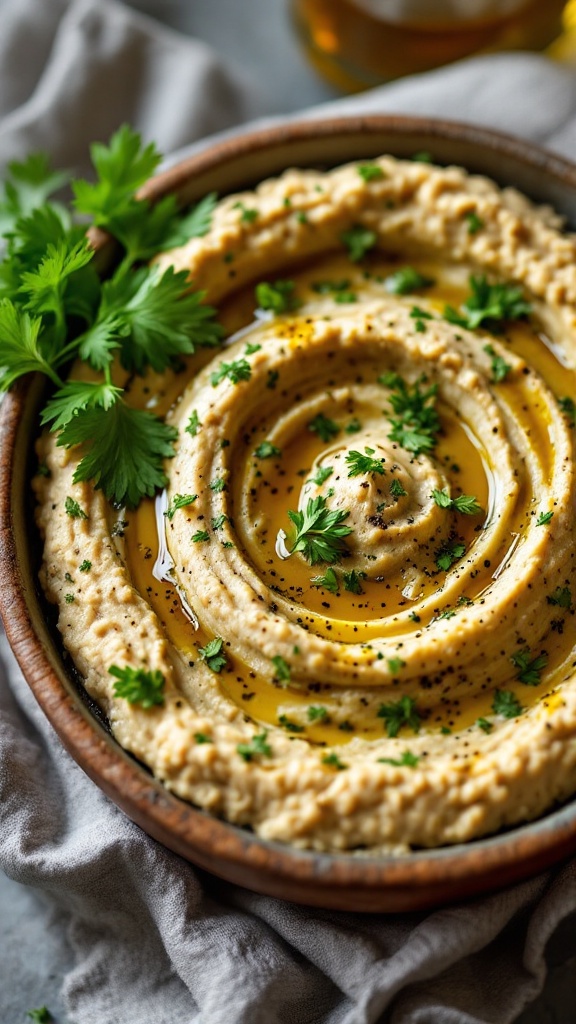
[384,266,434,295]
[309,465,333,486]
[435,540,466,571]
[536,511,554,526]
[432,489,482,515]
[271,654,291,682]
[310,567,339,593]
[322,752,347,770]
[0,299,58,390]
[278,714,305,733]
[198,636,228,673]
[390,478,407,498]
[165,493,197,520]
[343,569,365,594]
[308,412,339,442]
[341,225,377,262]
[345,446,386,477]
[41,380,122,431]
[109,663,165,708]
[288,495,352,565]
[237,730,272,762]
[26,1009,53,1023]
[444,274,532,331]
[483,343,511,383]
[210,357,251,386]
[511,647,547,685]
[357,163,385,182]
[465,211,484,235]
[254,440,281,459]
[57,400,178,509]
[492,689,523,718]
[0,152,68,234]
[185,410,201,436]
[73,125,162,223]
[477,717,493,733]
[547,586,572,609]
[255,279,299,314]
[381,372,440,455]
[192,529,210,543]
[378,750,419,768]
[307,705,329,722]
[65,496,87,519]
[377,695,420,737]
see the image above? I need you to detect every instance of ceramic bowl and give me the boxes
[3,116,576,912]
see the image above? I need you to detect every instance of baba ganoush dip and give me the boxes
[34,155,576,853]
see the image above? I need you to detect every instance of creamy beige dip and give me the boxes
[35,156,576,852]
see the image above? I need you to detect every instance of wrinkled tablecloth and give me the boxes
[2,2,576,1022]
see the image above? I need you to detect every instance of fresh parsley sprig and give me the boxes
[380,372,440,455]
[287,495,352,565]
[444,274,531,331]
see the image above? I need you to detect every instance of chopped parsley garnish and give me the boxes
[211,514,228,530]
[344,417,362,433]
[307,705,329,722]
[322,752,347,770]
[492,689,523,718]
[192,529,210,543]
[483,344,511,382]
[271,654,291,682]
[465,211,484,235]
[308,412,339,442]
[558,396,576,424]
[547,586,572,609]
[310,567,339,593]
[412,151,433,163]
[255,278,300,314]
[309,465,334,486]
[343,569,365,595]
[444,274,532,331]
[245,342,261,354]
[194,732,213,744]
[341,225,377,262]
[278,714,305,733]
[209,477,226,493]
[390,478,407,498]
[27,1010,53,1023]
[65,496,87,519]
[357,163,385,182]
[109,664,165,708]
[210,358,251,386]
[287,495,352,565]
[387,657,406,674]
[164,493,197,519]
[79,559,92,572]
[435,540,466,571]
[198,637,228,673]
[384,267,434,295]
[185,409,201,436]
[237,730,272,762]
[234,202,258,223]
[432,489,482,515]
[311,278,357,302]
[345,447,386,477]
[381,372,440,455]
[377,695,420,738]
[477,717,493,733]
[254,440,281,459]
[266,369,279,389]
[536,510,554,526]
[378,750,420,768]
[65,593,75,604]
[511,647,547,686]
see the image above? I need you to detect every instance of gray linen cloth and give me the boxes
[1,1,576,1022]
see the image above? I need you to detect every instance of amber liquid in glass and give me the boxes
[292,0,567,91]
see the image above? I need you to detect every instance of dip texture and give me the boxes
[35,156,576,852]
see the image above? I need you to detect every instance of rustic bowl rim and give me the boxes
[2,113,576,911]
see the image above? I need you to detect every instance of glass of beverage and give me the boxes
[291,0,568,91]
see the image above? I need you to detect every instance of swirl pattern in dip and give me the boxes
[35,156,576,852]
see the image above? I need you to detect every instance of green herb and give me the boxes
[444,274,531,331]
[558,396,576,424]
[65,593,75,604]
[309,465,333,486]
[434,610,456,621]
[237,730,272,762]
[245,342,261,354]
[390,478,407,498]
[387,657,406,674]
[79,559,92,572]
[381,372,440,455]
[308,412,339,442]
[492,689,523,718]
[307,705,329,722]
[465,212,484,235]
[511,647,547,686]
[341,225,377,262]
[185,410,201,436]
[209,478,226,493]
[536,511,554,526]
[287,495,352,565]
[165,493,197,519]
[377,695,420,737]
[192,529,209,543]
[210,358,251,386]
[296,211,308,225]
[271,654,291,682]
[109,664,165,708]
[378,750,420,768]
[255,279,299,314]
[310,567,339,593]
[233,202,257,223]
[344,417,362,433]
[477,717,493,733]
[198,637,228,673]
[483,343,511,383]
[457,595,473,606]
[338,720,354,732]
[279,714,305,733]
[384,267,434,295]
[357,163,385,182]
[194,732,213,743]
[440,725,452,735]
[412,151,433,163]
[27,1010,53,1023]
[343,569,365,595]
[408,610,421,623]
[312,278,350,294]
[435,540,466,571]
[254,440,281,459]
[65,495,87,519]
[266,369,279,389]
[431,489,482,515]
[345,446,385,477]
[547,586,572,609]
[322,752,347,770]
[211,514,227,530]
